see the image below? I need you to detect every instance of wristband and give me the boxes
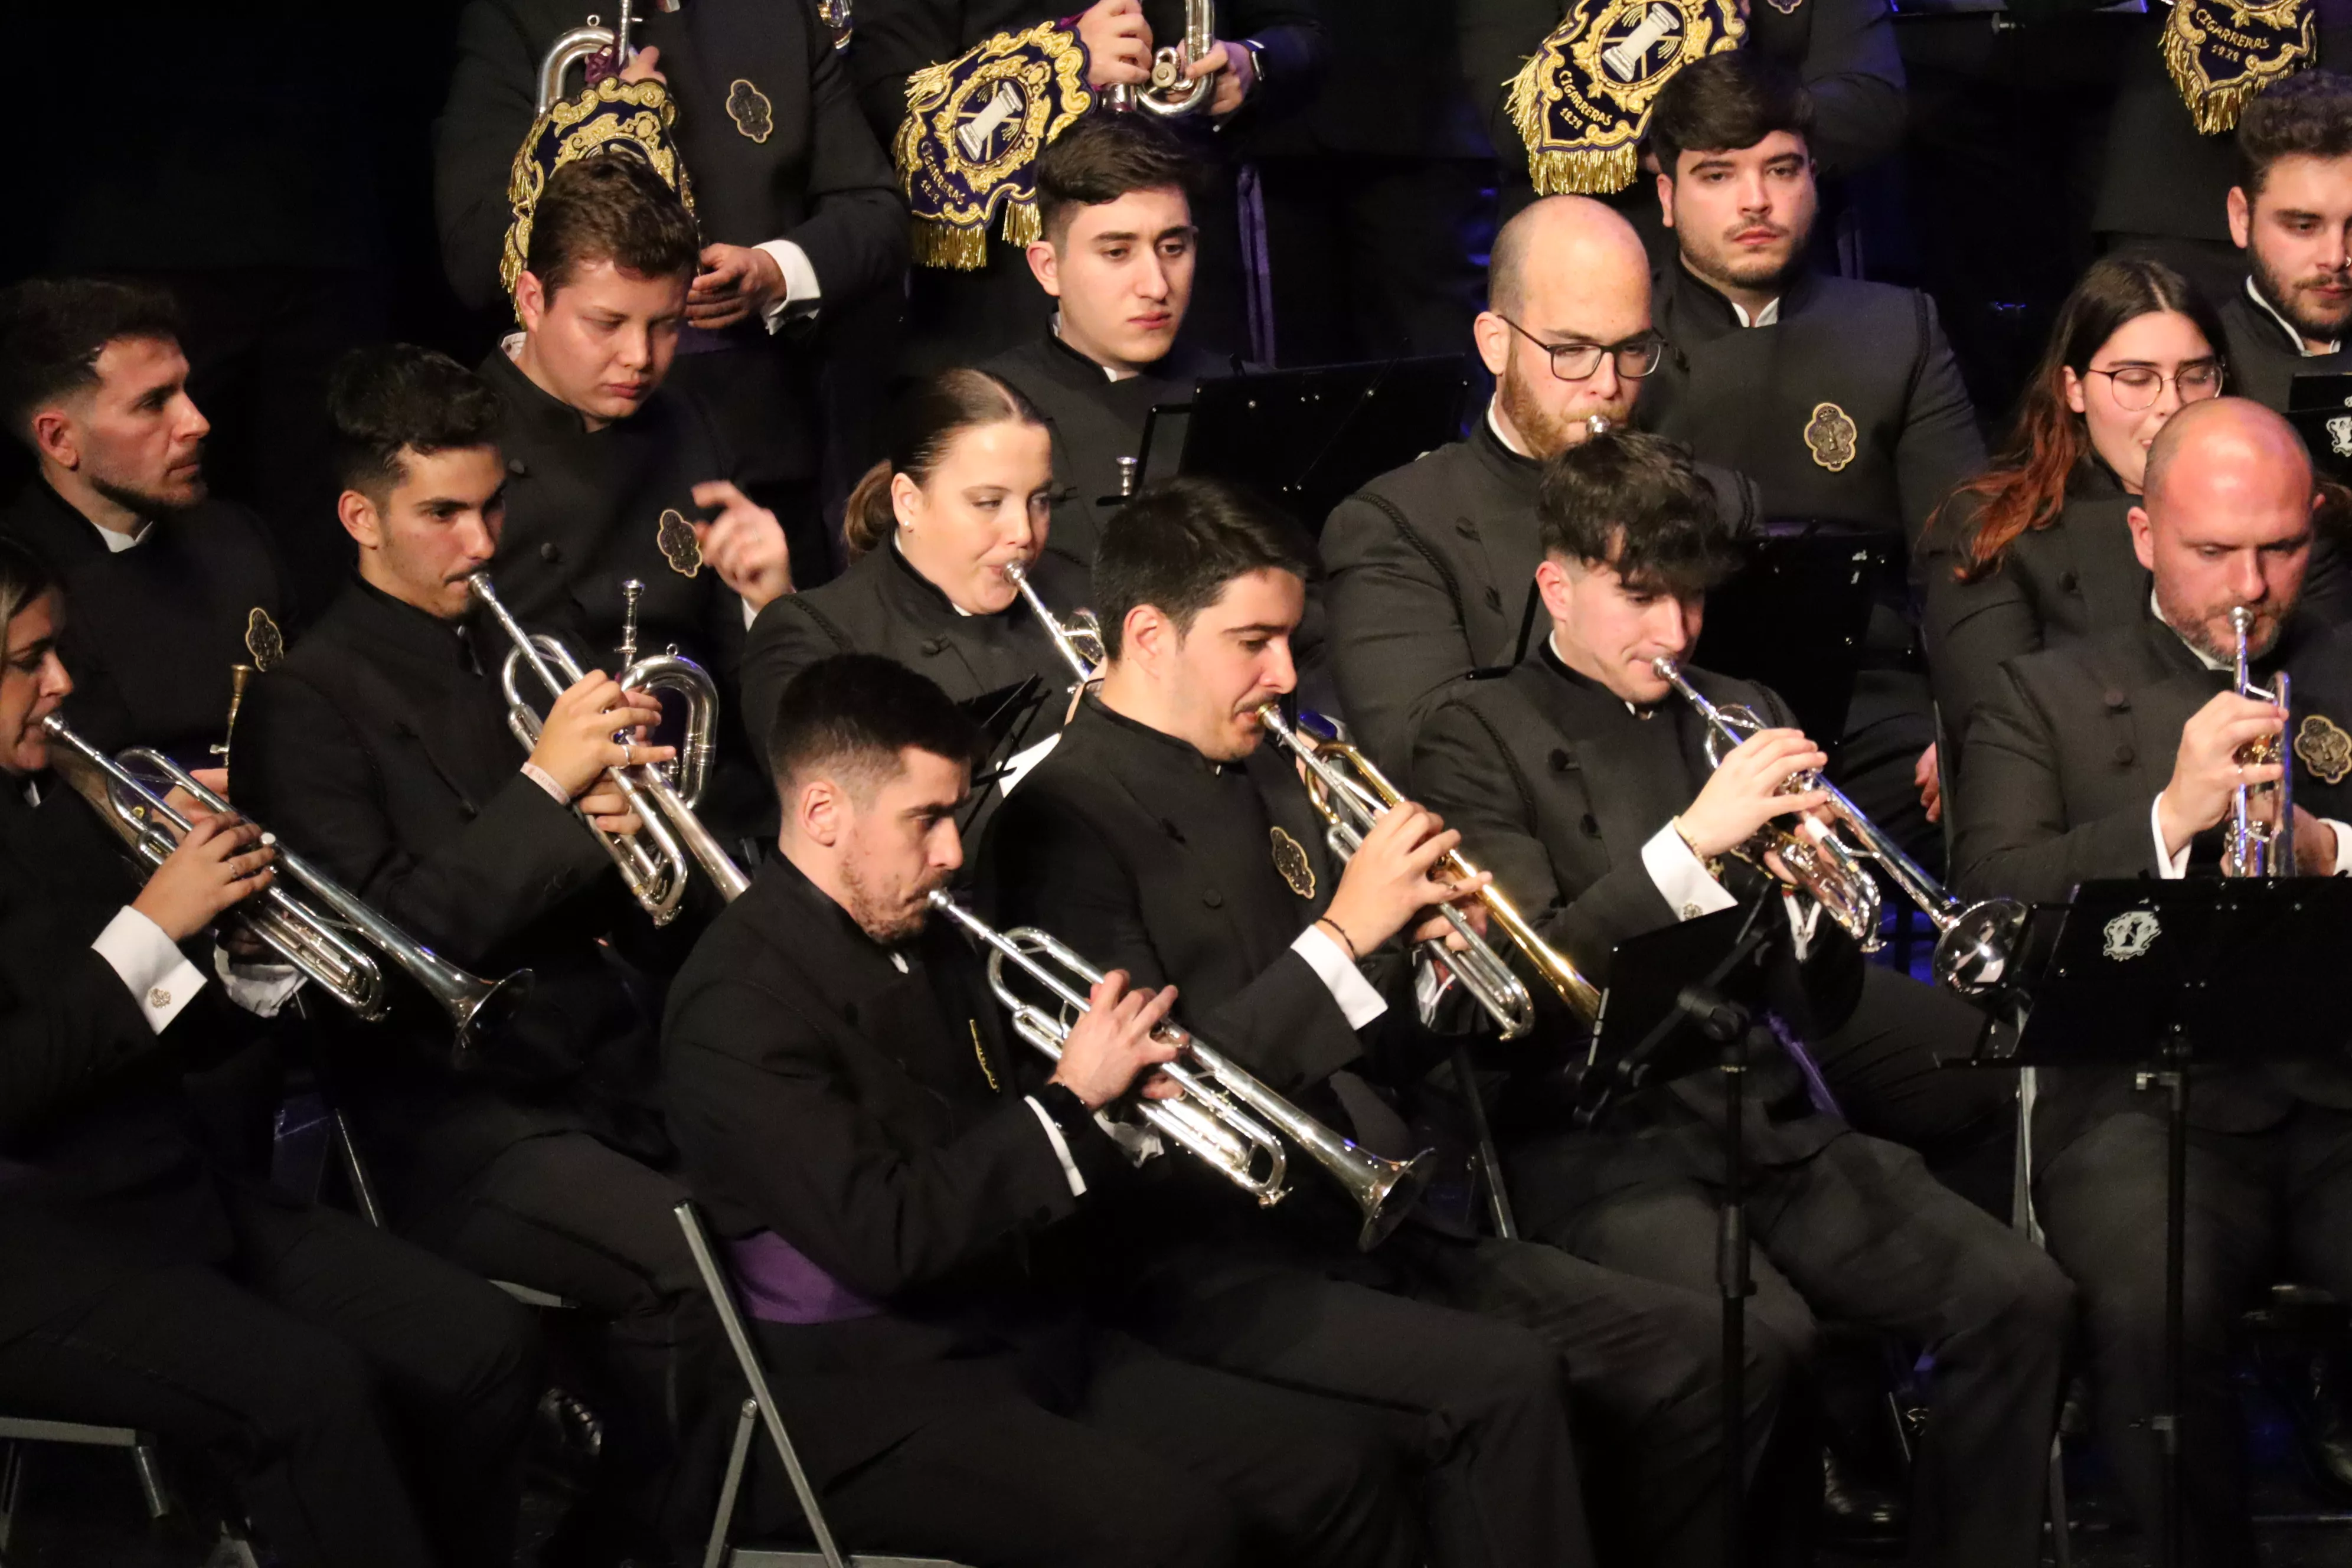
[1318,916,1360,962]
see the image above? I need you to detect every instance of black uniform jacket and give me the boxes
[0,482,286,766]
[0,778,250,1345]
[662,855,1118,1482]
[2217,284,2352,416]
[1409,648,1845,1181]
[233,579,664,1202]
[1951,614,2352,1152]
[1321,414,1762,782]
[1456,0,1906,190]
[1641,266,1984,556]
[981,333,1240,571]
[742,538,1092,762]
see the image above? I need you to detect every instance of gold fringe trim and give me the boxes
[912,220,991,270]
[1001,200,1040,249]
[1527,145,1641,197]
[2160,0,2317,135]
[1504,52,1551,175]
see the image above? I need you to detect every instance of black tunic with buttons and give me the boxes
[0,481,288,768]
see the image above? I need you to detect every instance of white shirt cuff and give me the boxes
[1642,821,1739,920]
[1291,923,1388,1030]
[92,906,207,1034]
[741,596,760,630]
[1024,1095,1087,1196]
[520,762,570,805]
[754,240,822,333]
[2151,796,2192,879]
[2329,818,2352,876]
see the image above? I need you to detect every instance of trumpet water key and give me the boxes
[928,894,1436,1250]
[1106,0,1220,117]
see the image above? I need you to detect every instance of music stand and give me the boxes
[1690,520,1888,745]
[1149,357,1470,538]
[1991,877,2352,1568]
[955,677,1050,834]
[1576,893,1783,1568]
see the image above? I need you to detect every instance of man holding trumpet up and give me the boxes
[1953,396,2352,1564]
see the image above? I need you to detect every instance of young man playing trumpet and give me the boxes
[232,344,717,1563]
[1409,429,2072,1568]
[664,651,1427,1567]
[984,475,1775,1568]
[1953,396,2352,1563]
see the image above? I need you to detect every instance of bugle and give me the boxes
[43,716,529,1045]
[468,572,749,922]
[1106,0,1219,118]
[928,893,1435,1249]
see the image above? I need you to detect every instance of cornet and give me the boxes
[2225,604,2295,878]
[1255,707,1603,1037]
[1649,658,2021,993]
[468,572,749,922]
[43,716,530,1046]
[928,893,1435,1250]
[1105,0,1219,118]
[1001,558,1105,685]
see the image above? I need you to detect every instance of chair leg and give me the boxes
[705,1399,759,1568]
[0,1439,23,1557]
[2046,1436,2072,1568]
[331,1111,386,1229]
[130,1438,168,1520]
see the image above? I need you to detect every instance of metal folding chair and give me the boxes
[671,1201,968,1568]
[0,1415,257,1568]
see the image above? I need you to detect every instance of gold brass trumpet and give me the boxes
[928,893,1436,1249]
[43,716,530,1046]
[1255,706,1603,1036]
[1105,0,1220,117]
[1649,658,2022,993]
[468,571,749,922]
[2226,604,2295,878]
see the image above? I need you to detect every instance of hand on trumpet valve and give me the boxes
[1674,727,1830,861]
[1076,0,1152,87]
[617,44,666,84]
[1189,39,1255,115]
[526,671,672,801]
[1048,969,1184,1109]
[2156,688,2286,859]
[132,813,276,941]
[1327,801,1490,955]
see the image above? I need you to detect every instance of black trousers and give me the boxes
[753,1329,1419,1568]
[403,1128,719,1548]
[1125,1239,1723,1568]
[0,1183,538,1568]
[1525,1130,2073,1568]
[2036,1102,2352,1568]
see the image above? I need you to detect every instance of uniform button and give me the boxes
[1203,888,1224,909]
[2102,690,2129,711]
[1580,813,1601,838]
[507,458,528,475]
[2114,743,2135,766]
[148,987,171,1009]
[1484,586,1503,610]
[539,541,562,564]
[2058,571,2079,592]
[921,636,949,655]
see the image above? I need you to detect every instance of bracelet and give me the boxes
[1317,916,1360,962]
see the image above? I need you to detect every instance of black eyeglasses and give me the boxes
[2082,358,2226,412]
[1497,315,1667,382]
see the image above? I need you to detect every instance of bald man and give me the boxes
[1321,196,1762,783]
[1954,396,2352,1565]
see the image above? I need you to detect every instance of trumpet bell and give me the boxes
[1933,898,2026,995]
[1354,1148,1438,1251]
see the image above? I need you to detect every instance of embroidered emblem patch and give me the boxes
[2297,713,2352,785]
[726,79,774,143]
[244,607,285,671]
[2102,910,2160,962]
[1803,401,1859,472]
[1270,826,1317,900]
[1502,0,1745,194]
[656,508,703,577]
[2328,415,2352,459]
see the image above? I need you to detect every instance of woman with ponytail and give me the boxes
[1921,257,2352,779]
[741,369,1094,784]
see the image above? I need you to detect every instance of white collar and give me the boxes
[1546,629,1651,717]
[93,518,150,553]
[1051,314,1138,383]
[2245,275,2343,358]
[1486,400,1536,459]
[2150,590,2234,673]
[19,777,37,806]
[1729,297,1781,328]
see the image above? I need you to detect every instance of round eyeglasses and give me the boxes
[1498,315,1668,383]
[2082,359,2226,412]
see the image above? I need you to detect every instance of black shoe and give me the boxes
[1820,1448,1909,1552]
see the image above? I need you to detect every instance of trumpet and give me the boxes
[1255,706,1602,1037]
[468,572,749,923]
[535,1,682,113]
[43,716,530,1046]
[1106,0,1219,118]
[1001,558,1105,685]
[2226,604,2295,878]
[1649,659,2022,993]
[927,893,1435,1250]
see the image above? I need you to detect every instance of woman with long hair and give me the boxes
[1923,257,2233,775]
[740,369,1093,807]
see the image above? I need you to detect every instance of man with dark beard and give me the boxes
[1635,55,1981,862]
[2218,71,2352,412]
[1321,195,1759,783]
[0,279,289,766]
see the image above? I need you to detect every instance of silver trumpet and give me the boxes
[1651,658,2022,993]
[927,894,1436,1250]
[535,1,683,114]
[1001,558,1105,685]
[43,715,530,1045]
[2226,605,2295,878]
[1255,706,1574,1039]
[468,571,749,923]
[1106,0,1219,117]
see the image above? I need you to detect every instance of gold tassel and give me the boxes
[1528,145,1641,196]
[911,220,990,271]
[999,200,1041,249]
[2162,22,2252,135]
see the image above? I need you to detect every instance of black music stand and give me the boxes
[1988,877,2352,1568]
[955,676,1050,833]
[1576,893,1783,1568]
